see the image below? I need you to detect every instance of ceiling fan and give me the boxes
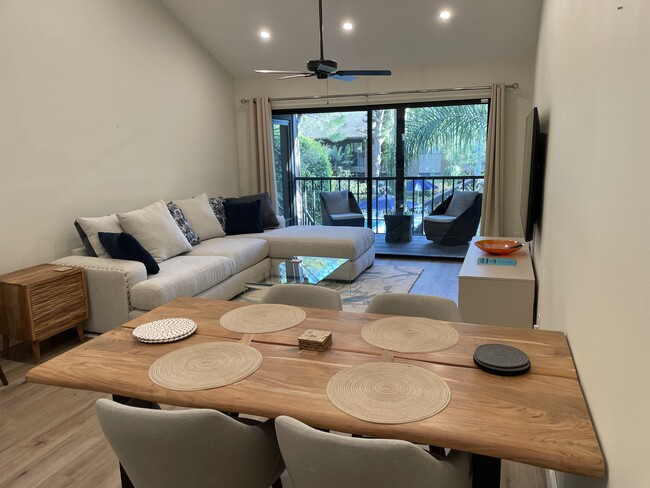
[254,0,391,81]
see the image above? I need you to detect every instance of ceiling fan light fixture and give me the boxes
[439,10,452,21]
[254,0,391,82]
[342,21,354,31]
[259,30,271,40]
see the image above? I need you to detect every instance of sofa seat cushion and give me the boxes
[233,226,374,261]
[183,237,269,275]
[130,256,232,311]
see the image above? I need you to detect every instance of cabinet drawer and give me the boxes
[30,274,87,336]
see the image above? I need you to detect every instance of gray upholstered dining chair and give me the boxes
[365,293,462,322]
[276,415,471,488]
[95,399,285,488]
[319,190,365,227]
[261,284,343,311]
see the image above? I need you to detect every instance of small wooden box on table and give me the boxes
[0,264,88,363]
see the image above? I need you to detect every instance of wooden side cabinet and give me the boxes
[0,264,88,363]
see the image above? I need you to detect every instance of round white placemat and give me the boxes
[133,318,197,343]
[220,304,306,333]
[326,362,451,424]
[149,342,262,391]
[361,316,459,353]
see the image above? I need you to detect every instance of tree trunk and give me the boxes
[372,109,385,177]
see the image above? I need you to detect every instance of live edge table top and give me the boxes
[26,296,605,479]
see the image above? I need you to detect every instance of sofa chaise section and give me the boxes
[231,226,375,281]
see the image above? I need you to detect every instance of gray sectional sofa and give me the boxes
[55,195,374,334]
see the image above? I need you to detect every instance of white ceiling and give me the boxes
[160,0,543,78]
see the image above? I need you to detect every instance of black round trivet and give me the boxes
[473,344,530,376]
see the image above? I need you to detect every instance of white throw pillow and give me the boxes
[116,200,192,263]
[75,215,123,259]
[174,193,226,240]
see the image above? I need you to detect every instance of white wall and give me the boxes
[533,1,650,487]
[0,0,239,274]
[234,57,535,237]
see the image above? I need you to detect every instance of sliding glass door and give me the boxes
[272,100,488,236]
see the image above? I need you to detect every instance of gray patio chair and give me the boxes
[424,191,482,245]
[261,284,342,311]
[276,415,471,488]
[95,399,284,488]
[319,190,365,227]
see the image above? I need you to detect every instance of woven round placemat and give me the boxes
[361,316,459,353]
[149,342,262,391]
[326,362,451,424]
[220,304,306,334]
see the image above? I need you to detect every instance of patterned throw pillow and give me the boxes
[208,196,227,228]
[167,202,200,246]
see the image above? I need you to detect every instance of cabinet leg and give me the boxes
[76,324,85,343]
[2,336,9,359]
[0,364,8,386]
[31,341,41,364]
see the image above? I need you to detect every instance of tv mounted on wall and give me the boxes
[520,107,545,242]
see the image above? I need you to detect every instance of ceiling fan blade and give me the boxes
[335,70,392,77]
[278,73,315,80]
[254,70,308,75]
[330,74,357,82]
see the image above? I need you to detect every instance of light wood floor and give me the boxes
[0,258,546,488]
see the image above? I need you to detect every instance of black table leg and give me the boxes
[472,454,501,488]
[110,394,158,488]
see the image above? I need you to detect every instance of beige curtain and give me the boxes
[480,83,506,236]
[247,97,278,210]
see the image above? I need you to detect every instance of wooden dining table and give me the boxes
[26,297,605,487]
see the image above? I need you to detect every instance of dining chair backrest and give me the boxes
[95,399,284,488]
[365,293,462,322]
[261,284,343,311]
[275,415,471,488]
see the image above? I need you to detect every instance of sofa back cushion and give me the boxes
[117,201,192,263]
[174,193,226,240]
[75,215,124,259]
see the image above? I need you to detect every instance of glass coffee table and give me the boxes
[245,256,349,290]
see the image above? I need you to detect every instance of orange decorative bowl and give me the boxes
[474,239,524,255]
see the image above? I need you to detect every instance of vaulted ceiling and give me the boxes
[160,0,543,79]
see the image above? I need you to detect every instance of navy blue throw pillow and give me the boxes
[224,200,264,235]
[98,232,160,275]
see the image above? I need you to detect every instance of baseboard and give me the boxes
[546,469,558,488]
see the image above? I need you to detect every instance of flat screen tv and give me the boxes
[520,107,545,242]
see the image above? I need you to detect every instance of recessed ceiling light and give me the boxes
[259,30,271,40]
[439,10,452,21]
[342,22,353,31]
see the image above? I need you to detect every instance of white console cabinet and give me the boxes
[458,237,536,328]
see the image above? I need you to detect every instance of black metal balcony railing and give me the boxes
[293,176,484,235]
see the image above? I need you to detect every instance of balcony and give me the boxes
[293,175,484,237]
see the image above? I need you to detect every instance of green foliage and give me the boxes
[405,104,488,176]
[298,135,333,177]
[273,125,284,214]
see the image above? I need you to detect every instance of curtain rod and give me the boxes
[240,82,518,104]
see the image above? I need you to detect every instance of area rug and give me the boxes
[235,266,423,313]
